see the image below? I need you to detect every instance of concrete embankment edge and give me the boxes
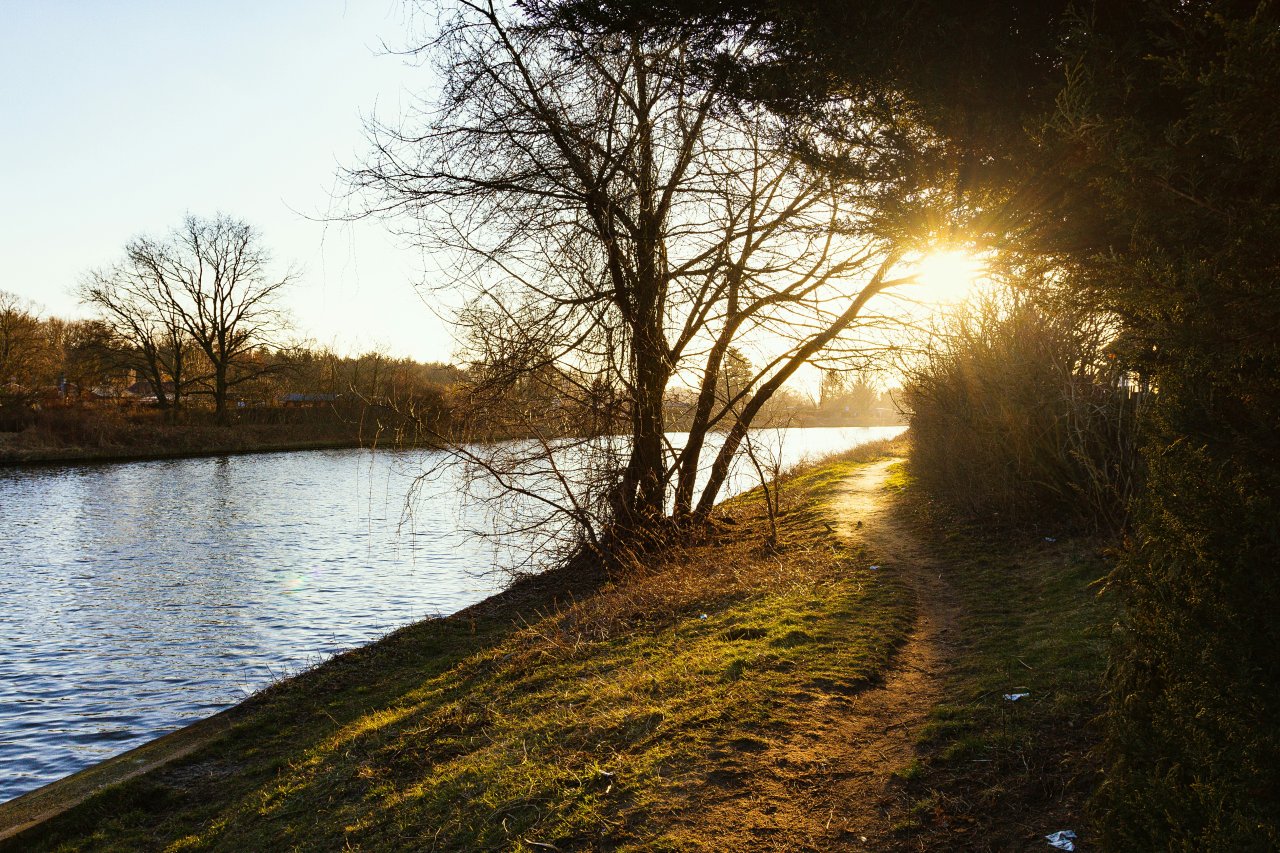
[0,707,242,843]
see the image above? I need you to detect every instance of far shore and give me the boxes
[0,421,904,467]
[0,437,368,467]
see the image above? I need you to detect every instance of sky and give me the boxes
[0,0,456,363]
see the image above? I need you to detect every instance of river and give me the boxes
[0,425,904,803]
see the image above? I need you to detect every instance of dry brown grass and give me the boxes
[502,437,908,654]
[6,436,918,853]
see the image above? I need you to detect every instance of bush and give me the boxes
[1044,5,1280,846]
[1100,426,1280,851]
[902,293,1139,532]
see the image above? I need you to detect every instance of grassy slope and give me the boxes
[4,440,1116,852]
[5,442,913,853]
[885,461,1117,851]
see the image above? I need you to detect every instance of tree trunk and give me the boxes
[213,364,229,425]
[611,63,669,536]
[151,375,170,411]
[672,340,730,516]
[143,352,171,414]
[614,315,668,531]
[168,359,182,424]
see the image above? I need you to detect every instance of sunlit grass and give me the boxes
[6,441,914,853]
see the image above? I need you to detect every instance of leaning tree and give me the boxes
[352,0,945,564]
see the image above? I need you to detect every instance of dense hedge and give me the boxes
[1051,4,1280,848]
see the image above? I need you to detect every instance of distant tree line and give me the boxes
[5,312,885,453]
[0,291,120,412]
[0,300,463,440]
[0,214,469,442]
[4,284,893,444]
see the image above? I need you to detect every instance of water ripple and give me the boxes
[0,427,902,802]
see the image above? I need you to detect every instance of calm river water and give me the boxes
[0,426,903,802]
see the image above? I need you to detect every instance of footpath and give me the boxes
[1,444,1109,851]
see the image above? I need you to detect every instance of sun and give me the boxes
[913,250,986,303]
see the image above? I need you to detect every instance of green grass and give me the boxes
[5,441,912,852]
[889,461,1117,850]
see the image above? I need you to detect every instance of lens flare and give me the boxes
[914,250,986,303]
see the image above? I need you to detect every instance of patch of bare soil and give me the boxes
[676,459,962,851]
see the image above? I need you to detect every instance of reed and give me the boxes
[902,293,1141,532]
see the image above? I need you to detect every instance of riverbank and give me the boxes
[0,410,902,467]
[0,437,1115,851]
[0,435,368,466]
[0,408,430,466]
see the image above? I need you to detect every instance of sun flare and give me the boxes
[913,250,986,303]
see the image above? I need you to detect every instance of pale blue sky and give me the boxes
[0,0,454,362]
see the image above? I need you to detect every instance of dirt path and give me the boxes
[1,458,961,851]
[817,457,963,847]
[681,457,963,850]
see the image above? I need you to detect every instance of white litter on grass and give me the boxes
[1003,692,1030,701]
[1045,829,1076,850]
[868,565,880,571]
[699,614,708,620]
[1044,537,1057,543]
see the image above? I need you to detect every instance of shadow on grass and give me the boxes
[5,439,913,853]
[884,463,1116,852]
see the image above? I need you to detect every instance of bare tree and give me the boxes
[0,291,53,404]
[352,2,934,561]
[92,215,295,423]
[59,319,124,399]
[80,256,196,415]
